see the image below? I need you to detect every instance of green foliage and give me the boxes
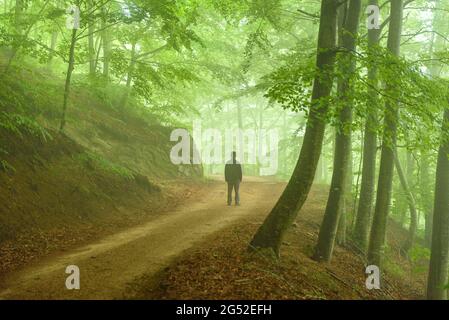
[76,151,134,180]
[264,38,448,152]
[263,51,315,113]
[0,112,51,142]
[408,245,430,275]
[0,147,15,173]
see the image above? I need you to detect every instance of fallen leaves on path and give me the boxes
[142,186,424,300]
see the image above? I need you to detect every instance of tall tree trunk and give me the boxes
[426,108,449,300]
[4,0,50,74]
[367,0,404,267]
[394,149,417,255]
[282,111,288,176]
[94,35,102,72]
[60,29,77,132]
[119,42,137,111]
[423,0,443,248]
[88,0,96,77]
[337,150,353,246]
[352,0,380,253]
[249,0,338,257]
[336,3,348,248]
[236,99,245,171]
[102,7,111,80]
[322,150,328,183]
[313,0,361,262]
[237,99,243,130]
[256,103,264,175]
[422,152,433,248]
[47,31,58,69]
[14,0,23,37]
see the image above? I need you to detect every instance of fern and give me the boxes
[0,148,15,172]
[76,152,134,180]
[0,112,52,142]
[0,159,15,173]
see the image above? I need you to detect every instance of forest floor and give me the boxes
[0,177,427,300]
[0,177,283,299]
[132,183,427,300]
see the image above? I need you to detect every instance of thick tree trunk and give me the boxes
[421,152,433,248]
[337,149,353,246]
[313,0,361,262]
[394,150,418,255]
[367,0,404,267]
[352,0,380,253]
[336,3,348,248]
[423,1,443,248]
[426,108,449,300]
[249,0,338,257]
[60,29,77,132]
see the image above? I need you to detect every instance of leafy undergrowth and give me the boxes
[137,186,426,300]
[0,62,202,180]
[0,126,202,278]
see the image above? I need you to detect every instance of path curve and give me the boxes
[0,178,285,299]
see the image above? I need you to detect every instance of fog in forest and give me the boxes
[0,0,449,303]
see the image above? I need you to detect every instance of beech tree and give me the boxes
[249,0,339,257]
[352,0,381,253]
[427,106,449,300]
[367,0,404,267]
[313,0,362,262]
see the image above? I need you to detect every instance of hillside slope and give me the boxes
[0,64,202,275]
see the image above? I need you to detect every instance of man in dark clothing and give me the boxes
[225,151,242,206]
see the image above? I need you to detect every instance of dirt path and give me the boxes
[0,178,285,299]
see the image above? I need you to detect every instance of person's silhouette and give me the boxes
[225,151,242,206]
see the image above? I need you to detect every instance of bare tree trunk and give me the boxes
[94,35,102,72]
[336,3,349,248]
[14,0,23,36]
[88,0,96,77]
[119,42,137,111]
[423,0,443,249]
[427,108,449,300]
[313,0,361,262]
[102,7,111,80]
[60,29,77,132]
[367,0,404,267]
[249,0,338,257]
[352,0,380,253]
[47,31,58,69]
[394,149,417,255]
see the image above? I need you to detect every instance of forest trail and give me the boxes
[0,177,285,300]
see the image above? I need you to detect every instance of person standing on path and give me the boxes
[225,151,242,206]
